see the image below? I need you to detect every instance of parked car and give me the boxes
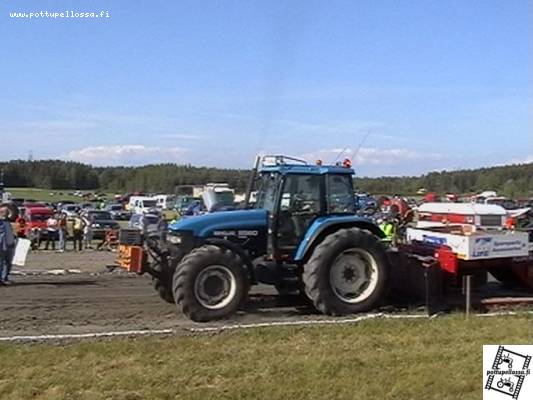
[174,195,202,215]
[57,200,76,208]
[24,201,48,209]
[128,213,166,237]
[79,202,95,211]
[60,204,80,217]
[105,203,131,220]
[11,198,25,207]
[82,210,120,240]
[354,193,377,216]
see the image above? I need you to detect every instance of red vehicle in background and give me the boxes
[424,192,440,202]
[24,206,54,247]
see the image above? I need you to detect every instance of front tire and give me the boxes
[152,245,183,304]
[153,262,175,303]
[173,245,249,322]
[302,228,389,316]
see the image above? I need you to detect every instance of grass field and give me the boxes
[8,188,96,203]
[0,314,531,400]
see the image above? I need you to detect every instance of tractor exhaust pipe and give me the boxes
[244,155,261,208]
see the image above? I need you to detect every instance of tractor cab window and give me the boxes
[280,175,321,214]
[276,174,322,249]
[327,174,355,214]
[255,173,280,213]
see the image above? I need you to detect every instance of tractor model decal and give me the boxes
[213,230,259,238]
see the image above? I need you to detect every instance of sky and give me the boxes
[0,0,531,176]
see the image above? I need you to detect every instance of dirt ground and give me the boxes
[0,250,329,337]
[1,250,532,337]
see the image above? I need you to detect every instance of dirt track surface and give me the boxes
[1,250,532,337]
[0,251,325,337]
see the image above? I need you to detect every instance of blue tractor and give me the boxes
[144,156,388,322]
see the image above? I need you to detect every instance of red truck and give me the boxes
[23,206,54,247]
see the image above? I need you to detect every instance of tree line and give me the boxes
[355,163,533,198]
[0,160,250,192]
[0,159,531,197]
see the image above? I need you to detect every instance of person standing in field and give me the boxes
[57,213,68,252]
[0,207,16,285]
[72,214,86,251]
[44,213,58,250]
[15,214,27,238]
[83,215,93,249]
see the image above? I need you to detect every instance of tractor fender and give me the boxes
[204,237,257,284]
[294,215,385,262]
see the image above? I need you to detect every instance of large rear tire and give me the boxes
[302,228,389,316]
[173,245,249,322]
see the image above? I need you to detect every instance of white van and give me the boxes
[128,196,159,214]
[153,194,175,210]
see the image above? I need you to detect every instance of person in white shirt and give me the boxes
[45,214,58,251]
[83,216,93,249]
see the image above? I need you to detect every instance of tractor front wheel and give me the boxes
[152,262,175,304]
[302,228,389,316]
[152,245,183,304]
[172,245,249,322]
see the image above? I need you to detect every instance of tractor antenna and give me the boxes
[350,129,372,163]
[333,147,348,163]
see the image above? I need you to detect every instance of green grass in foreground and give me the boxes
[0,315,531,400]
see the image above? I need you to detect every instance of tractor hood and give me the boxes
[168,209,268,237]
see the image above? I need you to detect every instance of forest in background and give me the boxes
[0,160,531,197]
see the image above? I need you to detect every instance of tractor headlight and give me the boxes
[167,230,193,246]
[168,235,182,244]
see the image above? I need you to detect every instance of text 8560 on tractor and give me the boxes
[117,155,388,322]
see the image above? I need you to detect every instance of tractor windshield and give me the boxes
[327,174,356,214]
[255,172,280,213]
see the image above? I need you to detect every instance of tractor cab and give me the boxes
[254,155,357,260]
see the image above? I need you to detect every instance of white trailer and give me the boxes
[406,225,530,261]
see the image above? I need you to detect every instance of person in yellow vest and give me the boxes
[379,220,395,242]
[72,215,86,251]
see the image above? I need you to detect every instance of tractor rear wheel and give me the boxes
[172,245,249,322]
[302,228,389,316]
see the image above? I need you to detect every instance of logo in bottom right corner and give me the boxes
[484,345,532,399]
